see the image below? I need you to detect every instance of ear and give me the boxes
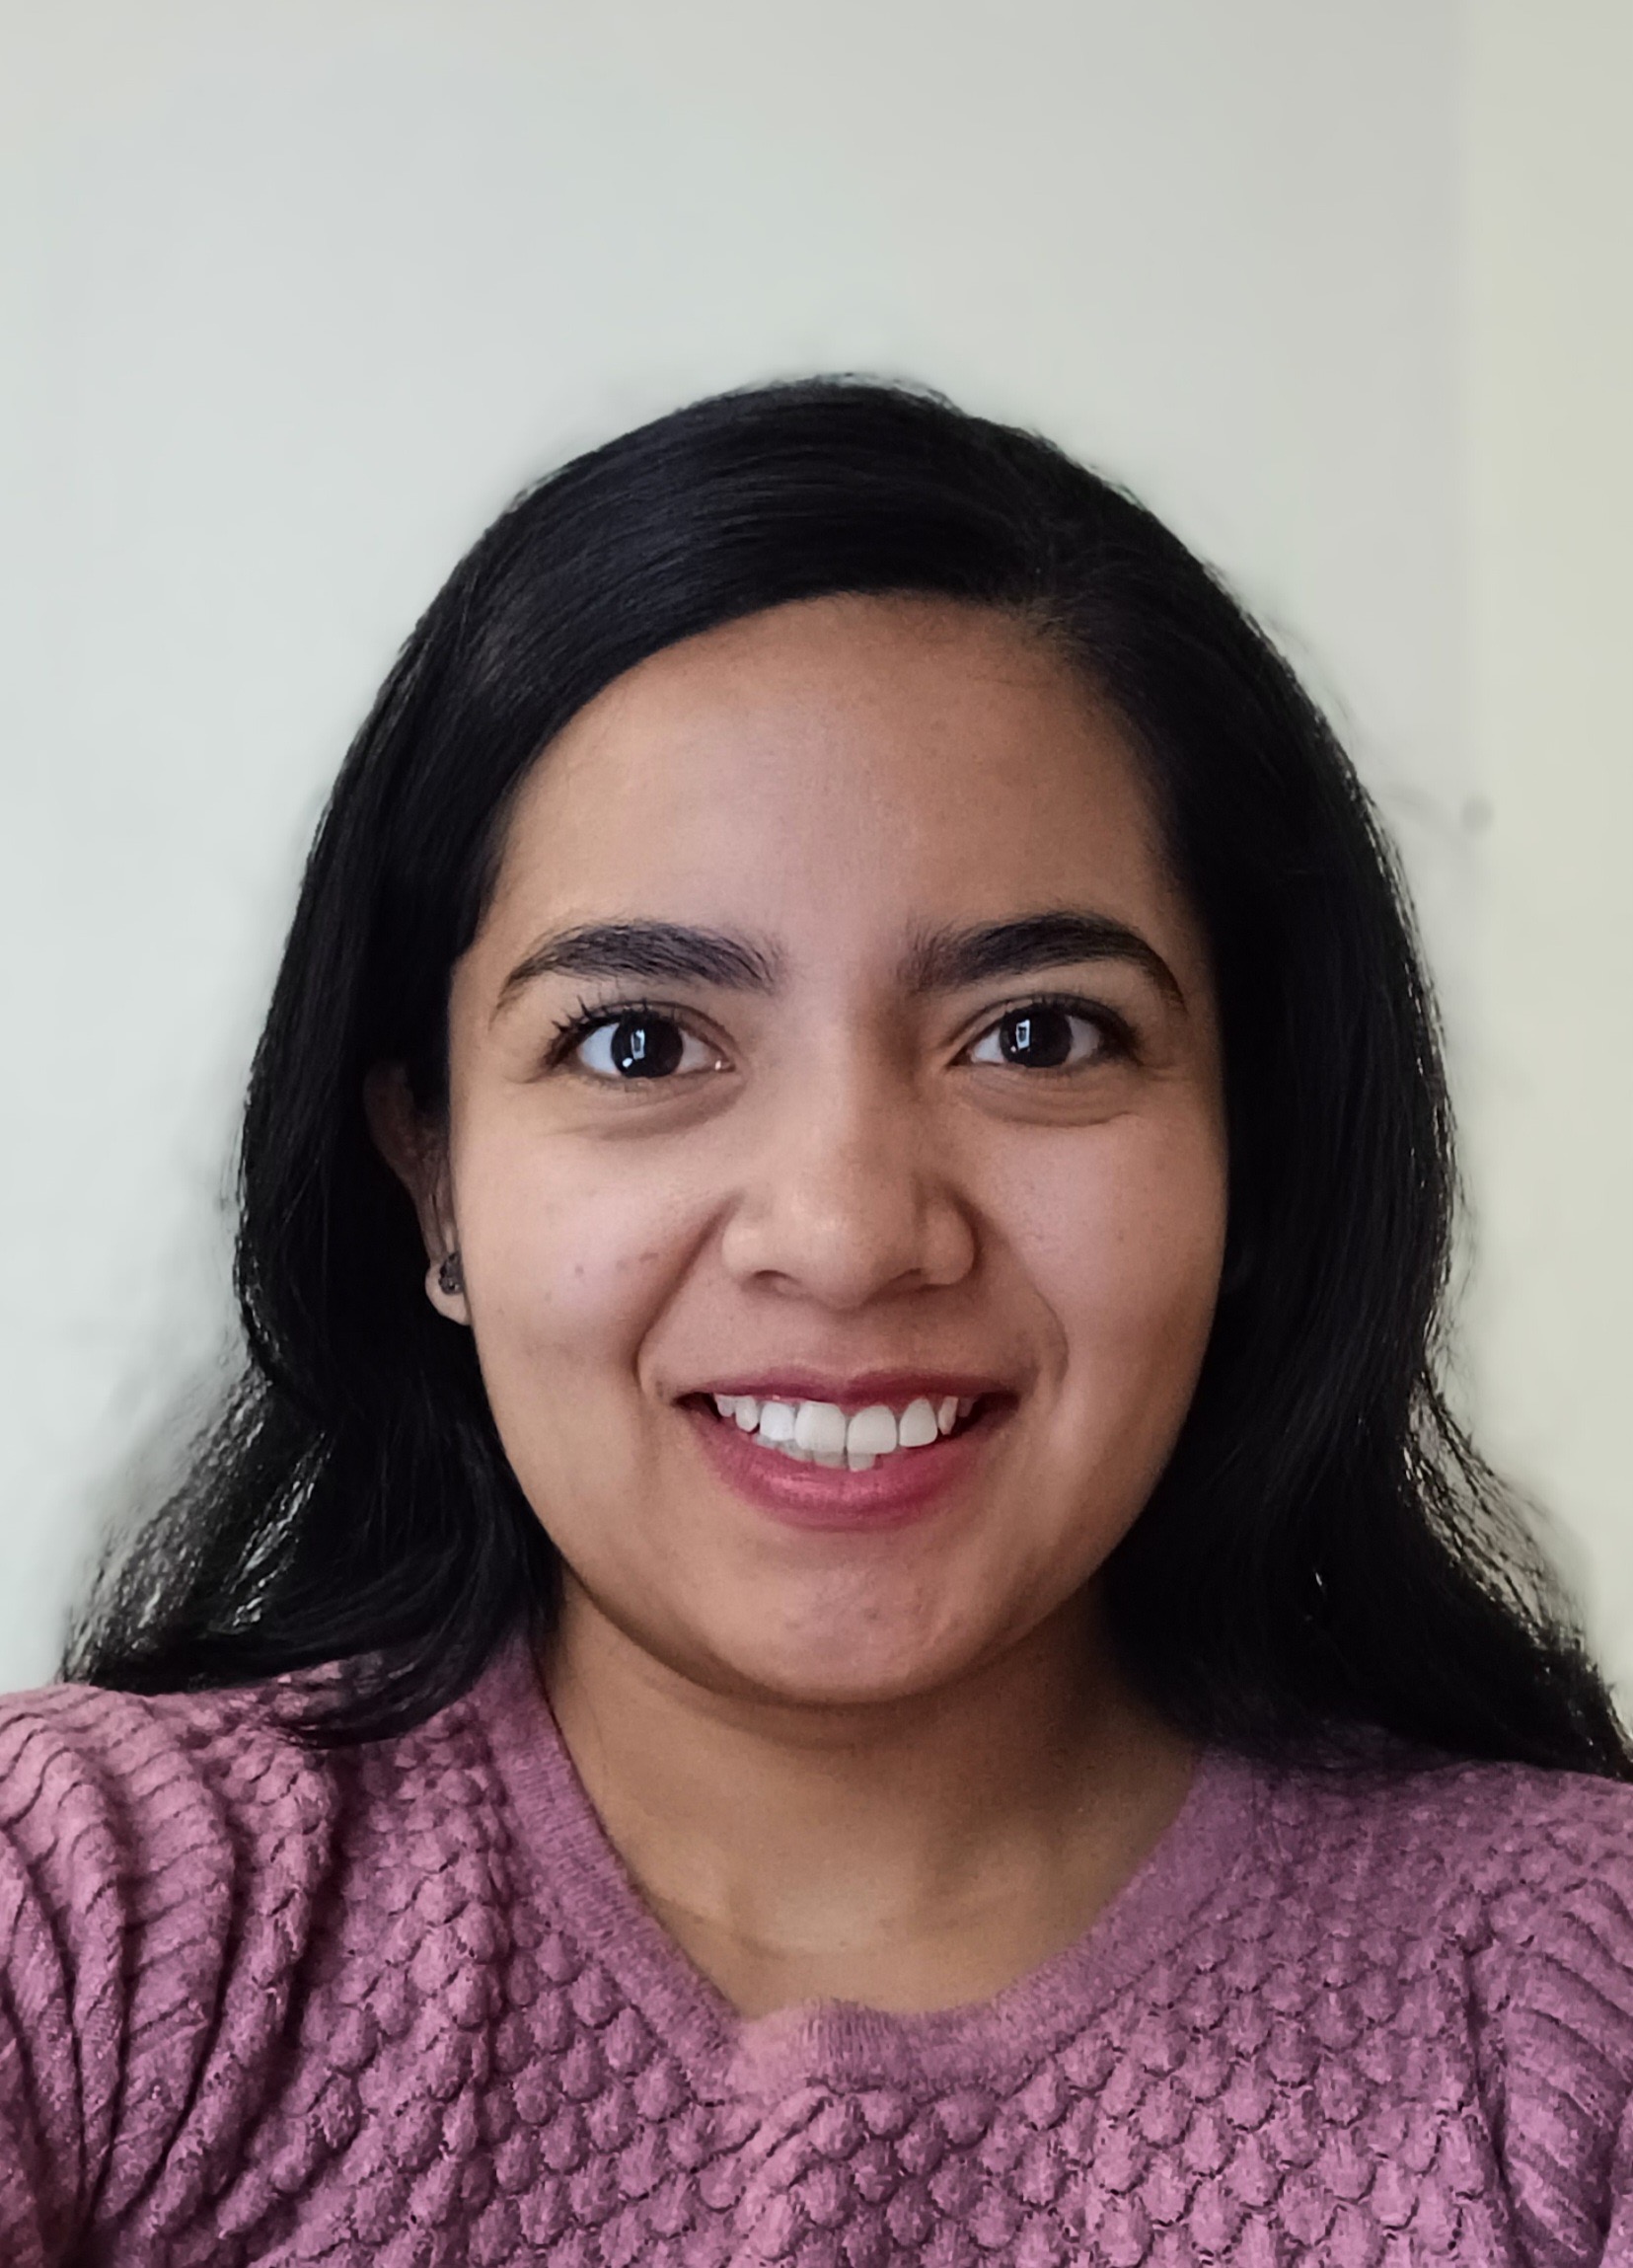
[363,1063,470,1324]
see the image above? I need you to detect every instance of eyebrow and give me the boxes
[901,912,1184,1005]
[495,909,1183,1014]
[495,922,782,1012]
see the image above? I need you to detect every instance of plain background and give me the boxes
[1,2,1628,1695]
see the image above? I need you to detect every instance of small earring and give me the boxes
[435,1250,465,1297]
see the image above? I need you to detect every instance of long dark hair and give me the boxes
[65,377,1630,1774]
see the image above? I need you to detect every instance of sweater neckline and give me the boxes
[478,1637,1262,2096]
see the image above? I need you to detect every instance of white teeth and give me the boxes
[845,1404,898,1458]
[897,1398,939,1449]
[757,1399,797,1444]
[720,1391,985,1468]
[792,1400,849,1456]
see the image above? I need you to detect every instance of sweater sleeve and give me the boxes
[1470,1769,1633,2266]
[1602,2091,1633,2263]
[0,1702,137,2264]
[0,1681,337,2265]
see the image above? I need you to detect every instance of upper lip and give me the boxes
[681,1368,1014,1410]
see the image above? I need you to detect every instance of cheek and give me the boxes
[1007,1118,1226,1393]
[453,1123,685,1378]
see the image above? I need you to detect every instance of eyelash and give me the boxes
[545,995,691,1072]
[544,992,1138,1076]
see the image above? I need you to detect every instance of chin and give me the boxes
[733,1661,943,1710]
[705,1606,981,1710]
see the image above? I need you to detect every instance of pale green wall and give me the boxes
[1460,0,1633,1691]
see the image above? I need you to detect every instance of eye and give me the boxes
[965,999,1126,1071]
[566,1008,720,1082]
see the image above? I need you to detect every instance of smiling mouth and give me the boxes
[682,1391,1003,1471]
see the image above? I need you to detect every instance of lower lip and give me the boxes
[683,1399,1004,1531]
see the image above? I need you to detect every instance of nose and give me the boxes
[717,1047,977,1309]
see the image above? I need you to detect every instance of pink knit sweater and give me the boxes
[2,1642,1631,2266]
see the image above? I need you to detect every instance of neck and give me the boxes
[542,1585,1195,2017]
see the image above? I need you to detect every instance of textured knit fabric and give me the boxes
[2,1645,1632,2267]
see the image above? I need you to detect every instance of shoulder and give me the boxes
[1251,1751,1633,2263]
[0,1670,530,2256]
[1248,1748,1633,1992]
[0,1669,328,1786]
[0,1676,337,1923]
[0,1680,346,2243]
[0,1675,345,2057]
[1255,1747,1633,1937]
[1257,1740,1633,1870]
[0,1653,539,1983]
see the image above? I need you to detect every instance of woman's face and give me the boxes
[408,596,1226,1705]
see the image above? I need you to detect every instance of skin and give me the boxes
[371,594,1228,2017]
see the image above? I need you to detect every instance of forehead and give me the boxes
[482,595,1183,958]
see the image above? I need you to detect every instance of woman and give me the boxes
[4,378,1629,2266]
